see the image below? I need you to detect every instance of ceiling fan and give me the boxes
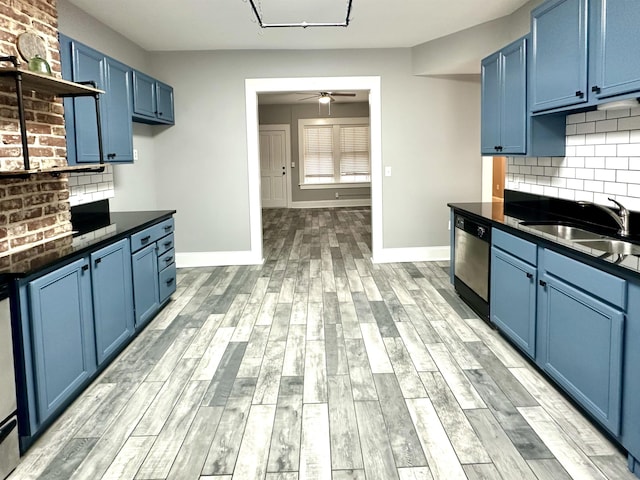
[296,91,357,104]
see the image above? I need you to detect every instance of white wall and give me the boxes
[147,49,481,254]
[411,0,544,76]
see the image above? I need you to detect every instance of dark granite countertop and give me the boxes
[448,200,640,278]
[0,210,176,279]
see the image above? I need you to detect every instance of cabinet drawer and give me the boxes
[158,248,175,272]
[157,233,174,256]
[159,263,177,303]
[157,218,174,238]
[493,228,537,265]
[130,225,158,253]
[542,248,625,308]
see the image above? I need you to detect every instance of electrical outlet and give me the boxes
[385,166,392,177]
[133,149,139,160]
[335,192,339,199]
[291,162,295,168]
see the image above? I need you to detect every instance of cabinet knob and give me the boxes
[575,90,584,98]
[526,272,533,279]
[592,86,601,94]
[166,277,175,285]
[539,279,547,287]
[107,153,116,159]
[82,264,89,272]
[95,258,102,266]
[141,235,151,243]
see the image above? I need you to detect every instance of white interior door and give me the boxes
[260,129,288,208]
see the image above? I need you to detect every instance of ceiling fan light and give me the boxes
[318,96,331,104]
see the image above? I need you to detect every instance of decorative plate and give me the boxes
[16,31,47,63]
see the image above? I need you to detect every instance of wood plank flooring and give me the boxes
[9,207,635,480]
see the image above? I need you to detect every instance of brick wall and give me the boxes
[0,0,74,256]
[506,107,640,211]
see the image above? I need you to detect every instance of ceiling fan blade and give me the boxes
[329,92,357,96]
[297,95,320,101]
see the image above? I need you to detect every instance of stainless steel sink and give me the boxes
[519,222,605,241]
[573,239,640,255]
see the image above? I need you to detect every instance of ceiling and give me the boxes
[258,90,369,105]
[67,0,530,51]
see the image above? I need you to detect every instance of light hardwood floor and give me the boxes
[9,207,636,480]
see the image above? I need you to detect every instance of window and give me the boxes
[298,117,370,188]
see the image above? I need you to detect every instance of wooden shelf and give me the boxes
[0,67,104,97]
[0,165,105,178]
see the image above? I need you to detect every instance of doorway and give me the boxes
[245,76,383,263]
[492,156,506,202]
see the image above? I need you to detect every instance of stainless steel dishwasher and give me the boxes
[453,213,491,320]
[0,280,19,480]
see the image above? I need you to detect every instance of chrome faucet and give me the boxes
[578,197,630,237]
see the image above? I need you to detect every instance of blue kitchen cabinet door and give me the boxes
[500,38,527,154]
[70,40,105,164]
[156,81,175,124]
[623,281,640,471]
[537,271,624,435]
[590,0,640,100]
[28,258,96,425]
[90,239,134,365]
[132,242,160,328]
[530,0,588,112]
[481,52,502,155]
[132,70,156,119]
[104,58,134,163]
[490,247,537,358]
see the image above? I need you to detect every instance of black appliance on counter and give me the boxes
[453,212,491,320]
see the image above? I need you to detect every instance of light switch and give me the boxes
[133,149,139,160]
[385,166,392,177]
[291,162,295,168]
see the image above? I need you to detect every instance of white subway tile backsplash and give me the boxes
[595,169,616,181]
[585,133,606,145]
[596,119,618,133]
[507,112,640,208]
[604,182,627,195]
[576,122,596,134]
[68,165,115,207]
[585,157,605,169]
[606,131,630,144]
[629,157,640,170]
[586,110,607,122]
[567,112,586,124]
[576,145,595,157]
[623,170,640,184]
[567,134,586,146]
[595,144,617,157]
[606,156,629,170]
[618,143,640,156]
[606,108,631,119]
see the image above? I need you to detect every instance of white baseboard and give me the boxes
[288,198,371,209]
[176,251,263,268]
[372,246,450,264]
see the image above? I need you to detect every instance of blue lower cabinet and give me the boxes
[490,247,537,358]
[132,242,160,327]
[90,239,134,365]
[537,271,624,435]
[27,258,96,425]
[159,263,177,303]
[622,282,640,471]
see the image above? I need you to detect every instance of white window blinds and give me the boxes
[340,125,370,177]
[303,126,334,179]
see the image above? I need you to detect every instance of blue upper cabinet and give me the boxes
[59,35,134,164]
[480,36,565,156]
[481,38,526,155]
[481,52,502,154]
[156,81,175,124]
[132,70,175,125]
[590,0,640,100]
[530,0,588,113]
